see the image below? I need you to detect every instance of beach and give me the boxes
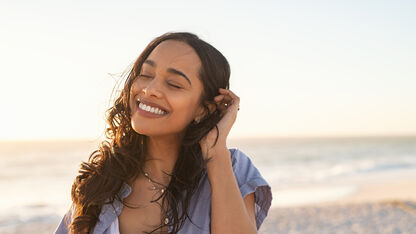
[1,136,415,233]
[260,200,416,234]
[259,177,416,234]
[2,179,416,234]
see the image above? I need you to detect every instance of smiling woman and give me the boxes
[54,32,272,234]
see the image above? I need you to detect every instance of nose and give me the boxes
[141,78,163,98]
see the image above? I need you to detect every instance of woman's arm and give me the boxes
[200,88,257,233]
[206,146,257,234]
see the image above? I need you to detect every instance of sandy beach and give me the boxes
[260,200,416,234]
[259,178,416,234]
[2,179,415,234]
[2,137,416,234]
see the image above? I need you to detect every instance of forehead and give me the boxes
[145,40,202,75]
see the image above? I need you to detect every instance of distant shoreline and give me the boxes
[1,134,416,143]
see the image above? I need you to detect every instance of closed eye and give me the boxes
[168,83,182,89]
[138,74,152,78]
[138,74,182,89]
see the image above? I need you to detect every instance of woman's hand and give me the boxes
[199,88,240,160]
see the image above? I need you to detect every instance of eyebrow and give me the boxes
[143,59,192,86]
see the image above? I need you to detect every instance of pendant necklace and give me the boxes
[142,170,167,194]
[142,170,169,225]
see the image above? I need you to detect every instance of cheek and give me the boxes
[170,96,199,121]
[129,84,139,107]
[130,80,141,94]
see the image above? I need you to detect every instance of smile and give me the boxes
[137,101,168,115]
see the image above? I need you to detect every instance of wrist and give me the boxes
[204,146,231,167]
[202,143,228,160]
[205,148,233,186]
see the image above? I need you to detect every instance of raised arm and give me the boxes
[206,147,257,234]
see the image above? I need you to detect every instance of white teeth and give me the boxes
[138,102,166,115]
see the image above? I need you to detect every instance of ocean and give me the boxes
[1,136,415,232]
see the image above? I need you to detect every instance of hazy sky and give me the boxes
[1,0,415,140]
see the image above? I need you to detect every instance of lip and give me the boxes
[134,97,169,118]
[136,104,168,118]
[137,98,169,113]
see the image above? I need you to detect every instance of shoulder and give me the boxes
[228,147,259,176]
[227,147,273,230]
[54,203,75,234]
[227,147,269,193]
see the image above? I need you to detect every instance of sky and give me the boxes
[1,0,415,140]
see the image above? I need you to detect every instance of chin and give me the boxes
[131,122,153,136]
[130,121,185,137]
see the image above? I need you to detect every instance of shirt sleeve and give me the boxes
[54,204,75,234]
[230,147,273,230]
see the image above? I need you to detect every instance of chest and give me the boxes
[118,179,169,234]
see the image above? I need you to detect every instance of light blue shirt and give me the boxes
[54,147,273,233]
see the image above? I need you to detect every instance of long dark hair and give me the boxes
[69,32,230,233]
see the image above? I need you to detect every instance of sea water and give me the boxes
[228,136,416,207]
[1,136,416,231]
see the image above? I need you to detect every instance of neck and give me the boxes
[142,133,183,184]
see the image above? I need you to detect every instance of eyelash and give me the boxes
[138,74,182,89]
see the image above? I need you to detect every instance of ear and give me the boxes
[194,101,217,123]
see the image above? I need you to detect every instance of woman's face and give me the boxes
[129,40,206,137]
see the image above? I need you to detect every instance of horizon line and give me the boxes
[1,133,416,143]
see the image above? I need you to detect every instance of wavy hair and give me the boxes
[68,32,230,233]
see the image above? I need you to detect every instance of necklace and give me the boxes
[142,170,167,194]
[142,170,170,225]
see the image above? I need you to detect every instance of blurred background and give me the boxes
[1,0,415,233]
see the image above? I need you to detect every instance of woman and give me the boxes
[54,31,272,234]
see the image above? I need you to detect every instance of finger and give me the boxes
[219,90,239,107]
[214,95,225,102]
[215,93,233,105]
[219,94,233,104]
[219,90,240,113]
[220,88,240,102]
[214,96,227,110]
[216,99,235,113]
[216,103,227,113]
[216,97,232,109]
[219,88,239,100]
